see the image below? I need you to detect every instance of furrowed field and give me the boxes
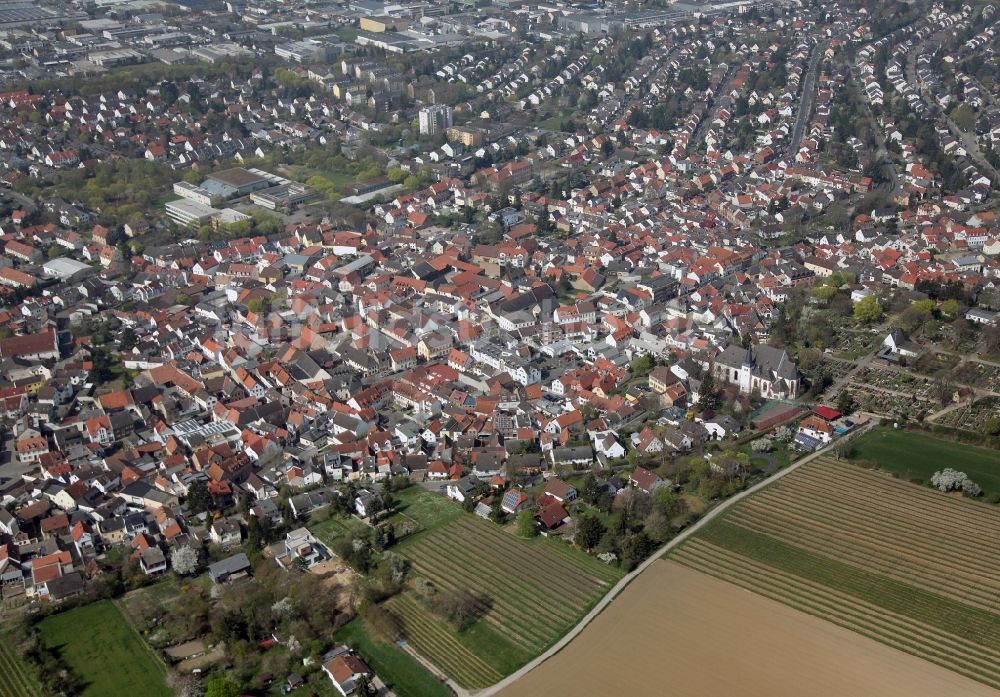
[392,515,622,689]
[672,455,1000,689]
[0,636,41,697]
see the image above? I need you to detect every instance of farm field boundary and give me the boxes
[669,453,1000,690]
[395,514,622,685]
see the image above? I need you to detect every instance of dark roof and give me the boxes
[208,553,251,581]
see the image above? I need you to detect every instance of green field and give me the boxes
[850,426,1000,495]
[38,601,170,697]
[670,456,1000,689]
[310,514,369,550]
[393,514,623,688]
[0,635,41,697]
[389,487,463,533]
[333,618,452,697]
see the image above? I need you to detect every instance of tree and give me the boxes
[160,81,180,107]
[576,515,606,550]
[537,208,553,235]
[982,417,1000,437]
[697,371,720,411]
[643,509,671,542]
[833,438,854,461]
[630,354,654,377]
[836,389,856,416]
[205,677,240,697]
[854,295,884,324]
[929,374,955,407]
[118,327,139,351]
[171,545,200,576]
[796,348,824,374]
[516,510,537,538]
[931,468,981,497]
[939,298,960,317]
[985,325,1000,355]
[899,302,934,334]
[424,587,488,631]
[811,285,838,303]
[621,531,655,570]
[186,480,211,515]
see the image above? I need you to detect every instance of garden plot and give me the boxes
[935,397,1000,433]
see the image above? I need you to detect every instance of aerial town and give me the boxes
[0,0,999,695]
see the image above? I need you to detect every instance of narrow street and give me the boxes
[788,41,827,154]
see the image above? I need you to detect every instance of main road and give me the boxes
[479,421,874,696]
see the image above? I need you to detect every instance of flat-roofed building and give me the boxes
[201,168,271,199]
[165,198,218,227]
[249,183,318,211]
[173,181,214,206]
[42,257,92,281]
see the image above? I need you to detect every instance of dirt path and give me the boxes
[477,423,875,697]
[496,560,1000,697]
[827,351,875,400]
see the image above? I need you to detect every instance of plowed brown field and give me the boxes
[498,560,999,697]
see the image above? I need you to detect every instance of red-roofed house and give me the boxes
[323,653,374,696]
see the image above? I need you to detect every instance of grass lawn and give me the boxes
[390,487,462,535]
[850,426,1000,495]
[38,601,169,697]
[313,168,358,192]
[334,27,359,42]
[310,515,368,550]
[0,632,42,697]
[741,438,794,473]
[537,107,581,131]
[333,618,452,697]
